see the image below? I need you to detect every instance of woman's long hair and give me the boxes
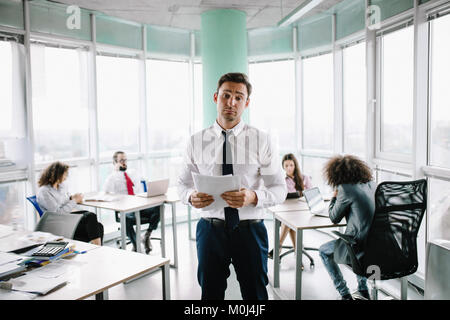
[323,155,373,188]
[38,162,69,187]
[282,153,304,194]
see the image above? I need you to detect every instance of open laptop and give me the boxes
[303,187,330,218]
[136,178,170,198]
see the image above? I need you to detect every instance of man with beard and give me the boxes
[104,151,160,253]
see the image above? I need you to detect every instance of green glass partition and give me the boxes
[369,0,414,24]
[146,25,190,57]
[297,13,333,53]
[29,0,91,41]
[0,0,23,30]
[96,15,142,50]
[248,26,293,57]
[334,0,365,40]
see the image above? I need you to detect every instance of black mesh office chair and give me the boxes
[332,179,427,300]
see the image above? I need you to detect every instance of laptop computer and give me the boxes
[136,178,170,198]
[303,187,330,218]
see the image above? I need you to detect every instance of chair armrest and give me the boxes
[332,231,357,246]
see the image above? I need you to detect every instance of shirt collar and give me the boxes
[212,120,245,138]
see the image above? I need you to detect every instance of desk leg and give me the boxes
[119,211,127,250]
[188,205,195,240]
[171,203,178,268]
[96,290,109,300]
[135,210,142,253]
[160,204,166,259]
[273,218,281,288]
[162,262,171,300]
[295,229,303,300]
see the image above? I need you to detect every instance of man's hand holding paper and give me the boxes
[191,173,242,211]
[221,188,257,208]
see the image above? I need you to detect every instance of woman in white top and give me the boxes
[37,162,103,245]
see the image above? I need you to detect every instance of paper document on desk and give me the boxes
[9,273,68,295]
[192,173,241,211]
[84,191,121,202]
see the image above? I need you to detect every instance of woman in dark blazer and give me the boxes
[319,155,376,300]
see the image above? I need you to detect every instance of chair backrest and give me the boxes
[362,179,427,280]
[26,195,44,217]
[35,211,83,240]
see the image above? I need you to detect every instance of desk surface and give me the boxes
[0,224,170,300]
[274,210,346,230]
[268,198,310,213]
[39,245,169,300]
[82,187,180,212]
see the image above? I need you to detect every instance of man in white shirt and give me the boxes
[104,151,160,253]
[178,72,287,300]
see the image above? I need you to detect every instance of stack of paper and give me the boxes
[192,173,241,211]
[0,252,26,280]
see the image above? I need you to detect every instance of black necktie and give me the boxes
[222,130,239,230]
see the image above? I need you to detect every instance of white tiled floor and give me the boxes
[100,217,424,300]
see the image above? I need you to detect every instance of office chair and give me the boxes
[332,179,427,300]
[26,195,44,217]
[114,211,161,252]
[35,211,83,239]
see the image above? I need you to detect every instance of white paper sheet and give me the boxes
[192,173,241,211]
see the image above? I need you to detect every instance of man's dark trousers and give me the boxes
[196,217,269,300]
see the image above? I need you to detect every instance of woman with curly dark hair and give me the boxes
[319,155,375,300]
[37,162,103,245]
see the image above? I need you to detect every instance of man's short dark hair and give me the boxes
[217,72,252,98]
[113,151,125,163]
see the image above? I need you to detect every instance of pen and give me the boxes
[74,250,87,254]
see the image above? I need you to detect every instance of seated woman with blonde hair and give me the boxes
[36,161,103,246]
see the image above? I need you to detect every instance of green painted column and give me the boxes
[201,9,249,128]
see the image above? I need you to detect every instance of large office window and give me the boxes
[302,53,334,151]
[343,42,366,157]
[301,156,332,194]
[428,177,450,242]
[96,55,140,157]
[430,14,450,168]
[31,44,89,162]
[379,26,414,157]
[146,59,190,152]
[193,63,203,132]
[0,40,27,168]
[0,181,27,228]
[0,41,13,138]
[249,60,296,153]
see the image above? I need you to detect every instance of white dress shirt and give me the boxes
[103,169,142,195]
[37,183,78,214]
[177,120,287,220]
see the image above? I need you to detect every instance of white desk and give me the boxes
[0,225,171,300]
[268,199,346,300]
[82,187,180,268]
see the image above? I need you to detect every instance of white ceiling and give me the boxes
[51,0,343,30]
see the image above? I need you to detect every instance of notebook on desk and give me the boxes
[303,187,331,218]
[136,179,170,198]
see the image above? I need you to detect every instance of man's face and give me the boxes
[115,153,128,171]
[214,81,250,124]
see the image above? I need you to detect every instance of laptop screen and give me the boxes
[303,187,326,212]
